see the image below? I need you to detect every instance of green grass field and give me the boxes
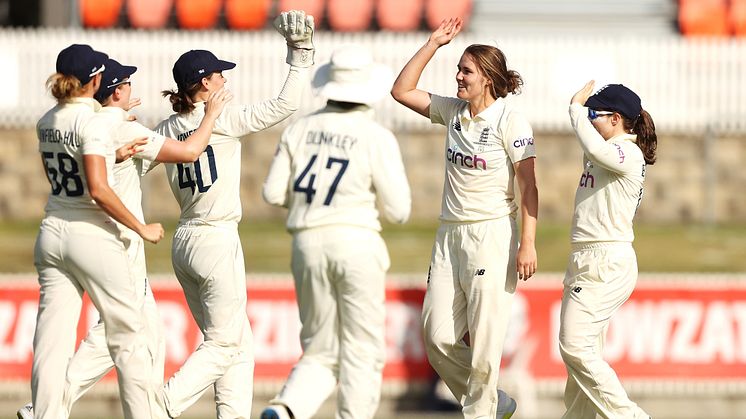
[1,220,745,274]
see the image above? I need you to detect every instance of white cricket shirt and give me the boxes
[429,95,536,222]
[568,103,646,243]
[155,67,309,225]
[37,97,114,214]
[96,107,166,231]
[262,103,411,232]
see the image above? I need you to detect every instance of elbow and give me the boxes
[87,182,106,203]
[384,204,411,225]
[261,187,285,207]
[390,87,405,104]
[278,97,300,114]
[184,146,203,162]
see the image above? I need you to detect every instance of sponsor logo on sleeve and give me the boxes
[513,137,534,148]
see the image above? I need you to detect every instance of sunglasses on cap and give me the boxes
[106,80,131,89]
[588,109,614,120]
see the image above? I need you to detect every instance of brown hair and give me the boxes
[623,109,657,165]
[46,73,85,103]
[161,80,202,114]
[463,44,523,99]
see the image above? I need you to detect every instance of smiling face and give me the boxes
[455,53,492,103]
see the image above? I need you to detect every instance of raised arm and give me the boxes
[222,10,314,137]
[391,17,463,118]
[155,88,232,163]
[569,81,642,174]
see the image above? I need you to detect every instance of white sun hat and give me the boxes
[312,45,394,105]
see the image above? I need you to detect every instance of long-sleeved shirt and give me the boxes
[262,103,411,232]
[155,66,309,225]
[568,103,646,243]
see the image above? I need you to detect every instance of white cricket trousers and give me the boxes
[421,216,518,419]
[63,234,166,417]
[270,226,389,419]
[559,242,649,419]
[165,223,254,418]
[32,213,162,419]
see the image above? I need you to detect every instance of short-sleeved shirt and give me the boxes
[96,107,166,237]
[262,103,411,232]
[37,97,114,215]
[568,103,646,243]
[429,94,536,222]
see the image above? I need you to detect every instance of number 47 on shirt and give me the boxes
[293,154,349,205]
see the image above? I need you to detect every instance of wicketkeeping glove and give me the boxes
[273,10,315,68]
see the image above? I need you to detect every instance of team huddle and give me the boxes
[25,10,658,419]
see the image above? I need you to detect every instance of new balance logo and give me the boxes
[573,287,582,293]
[475,269,486,276]
[452,121,462,132]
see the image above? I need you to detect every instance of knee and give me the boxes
[558,337,590,369]
[423,325,457,361]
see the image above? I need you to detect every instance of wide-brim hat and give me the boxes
[312,46,393,105]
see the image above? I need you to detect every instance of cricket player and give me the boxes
[31,44,165,419]
[17,57,232,419]
[260,45,411,419]
[391,18,538,419]
[153,10,314,418]
[560,81,657,419]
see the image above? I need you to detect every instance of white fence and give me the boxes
[1,28,746,134]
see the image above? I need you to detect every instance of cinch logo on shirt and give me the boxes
[579,171,595,188]
[513,137,534,148]
[447,147,487,169]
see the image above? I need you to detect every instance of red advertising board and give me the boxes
[1,275,745,383]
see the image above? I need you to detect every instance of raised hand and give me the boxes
[273,9,315,67]
[204,88,233,120]
[115,137,148,162]
[429,18,463,48]
[571,80,596,105]
[125,97,142,111]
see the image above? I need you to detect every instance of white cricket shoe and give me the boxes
[16,403,33,419]
[496,390,517,419]
[260,404,292,419]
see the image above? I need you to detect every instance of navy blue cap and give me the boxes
[94,58,137,103]
[55,44,108,86]
[585,84,642,120]
[172,50,235,89]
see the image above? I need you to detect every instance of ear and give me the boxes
[112,85,124,101]
[92,73,102,90]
